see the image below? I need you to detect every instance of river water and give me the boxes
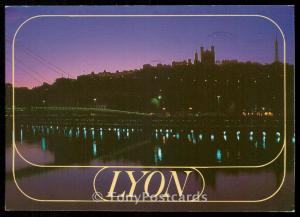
[5,125,295,211]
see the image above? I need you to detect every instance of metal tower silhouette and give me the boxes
[275,36,279,62]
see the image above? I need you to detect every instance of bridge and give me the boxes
[6,106,285,130]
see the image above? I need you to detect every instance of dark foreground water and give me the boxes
[5,125,295,211]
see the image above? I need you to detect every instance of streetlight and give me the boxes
[93,98,97,107]
[217,95,221,105]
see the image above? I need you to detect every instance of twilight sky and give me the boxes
[5,5,294,88]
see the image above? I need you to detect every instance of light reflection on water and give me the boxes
[41,136,46,151]
[10,125,290,167]
[5,125,294,210]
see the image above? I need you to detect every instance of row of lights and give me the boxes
[161,107,193,111]
[153,77,251,84]
[152,77,269,86]
[242,111,274,117]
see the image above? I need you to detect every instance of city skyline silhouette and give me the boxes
[5,6,294,88]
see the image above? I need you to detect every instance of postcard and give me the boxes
[5,5,295,211]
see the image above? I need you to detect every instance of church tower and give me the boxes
[200,45,215,65]
[194,50,199,64]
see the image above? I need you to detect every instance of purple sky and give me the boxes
[5,6,294,88]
